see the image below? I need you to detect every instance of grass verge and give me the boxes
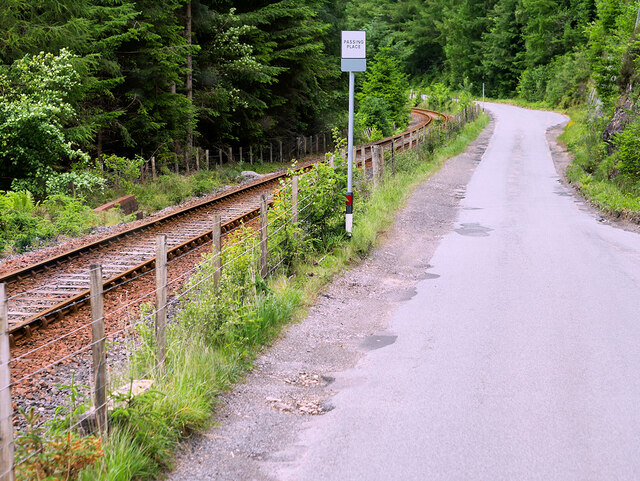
[72,113,489,480]
[559,106,640,220]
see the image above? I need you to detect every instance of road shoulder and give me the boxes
[547,123,640,235]
[166,118,495,480]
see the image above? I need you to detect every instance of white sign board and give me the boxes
[341,31,366,59]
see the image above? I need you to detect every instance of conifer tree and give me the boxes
[481,0,524,96]
[358,48,410,130]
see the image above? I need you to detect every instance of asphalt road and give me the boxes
[279,103,640,480]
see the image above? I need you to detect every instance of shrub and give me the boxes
[356,96,394,137]
[614,120,640,179]
[517,64,550,102]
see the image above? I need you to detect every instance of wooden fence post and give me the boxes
[250,145,253,164]
[89,265,107,433]
[372,145,380,188]
[239,146,243,163]
[219,148,223,167]
[151,156,157,180]
[279,140,283,162]
[391,138,396,175]
[292,176,299,224]
[260,195,268,278]
[303,136,307,156]
[270,143,273,163]
[0,284,14,481]
[323,133,326,152]
[212,214,221,289]
[206,149,210,170]
[228,147,233,163]
[155,235,167,370]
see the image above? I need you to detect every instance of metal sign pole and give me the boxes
[346,70,355,235]
[341,30,366,236]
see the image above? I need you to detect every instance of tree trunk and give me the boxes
[185,0,193,172]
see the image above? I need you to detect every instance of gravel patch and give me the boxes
[165,118,495,481]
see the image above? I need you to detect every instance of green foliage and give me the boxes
[481,0,524,97]
[517,64,550,102]
[97,154,146,191]
[43,195,101,237]
[560,107,640,217]
[0,190,100,254]
[78,427,159,481]
[178,225,260,346]
[586,0,638,108]
[46,171,106,198]
[0,49,89,196]
[614,120,640,179]
[543,51,591,107]
[421,83,453,112]
[442,0,495,90]
[359,48,410,130]
[356,96,394,137]
[297,158,349,250]
[15,375,104,481]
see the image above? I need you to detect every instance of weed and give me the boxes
[15,375,103,481]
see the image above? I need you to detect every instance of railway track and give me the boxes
[1,108,445,346]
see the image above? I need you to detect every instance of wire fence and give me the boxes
[0,104,480,480]
[141,131,337,180]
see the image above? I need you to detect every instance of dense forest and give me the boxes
[2,0,640,228]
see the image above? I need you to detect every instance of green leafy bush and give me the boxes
[614,120,640,179]
[517,64,550,102]
[356,96,394,137]
[544,51,590,107]
[358,47,410,130]
[46,171,106,198]
[0,49,88,198]
[0,190,100,254]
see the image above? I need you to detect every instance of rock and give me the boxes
[603,87,635,153]
[108,379,154,410]
[240,171,263,181]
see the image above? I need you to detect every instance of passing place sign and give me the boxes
[341,31,366,59]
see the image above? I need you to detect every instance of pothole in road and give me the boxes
[266,395,333,416]
[279,371,334,387]
[454,222,493,237]
[361,334,398,351]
